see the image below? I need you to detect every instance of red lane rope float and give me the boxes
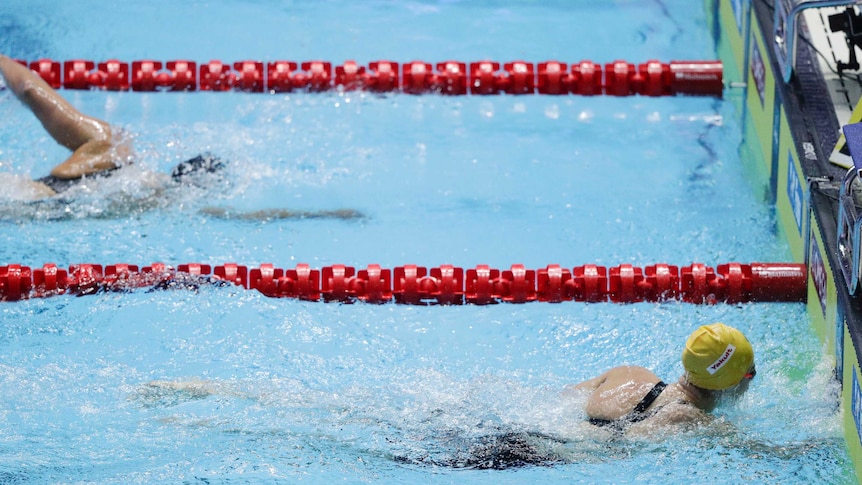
[0,262,806,304]
[14,58,724,97]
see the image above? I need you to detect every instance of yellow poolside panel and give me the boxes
[712,0,749,117]
[808,209,838,348]
[844,331,862,478]
[740,111,770,193]
[715,0,747,85]
[775,106,807,263]
[745,5,776,180]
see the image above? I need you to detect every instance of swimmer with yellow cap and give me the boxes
[569,323,756,432]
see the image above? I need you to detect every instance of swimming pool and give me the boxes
[0,0,853,483]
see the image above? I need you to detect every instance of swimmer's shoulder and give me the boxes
[600,366,662,389]
[568,365,658,394]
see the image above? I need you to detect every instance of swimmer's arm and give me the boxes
[0,54,126,180]
[200,206,365,221]
[49,139,122,179]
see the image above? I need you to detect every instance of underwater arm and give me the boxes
[139,379,255,402]
[200,206,365,221]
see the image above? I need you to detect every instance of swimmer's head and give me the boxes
[682,323,754,391]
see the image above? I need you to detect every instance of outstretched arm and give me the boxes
[0,54,126,179]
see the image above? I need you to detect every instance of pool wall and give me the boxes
[708,0,862,481]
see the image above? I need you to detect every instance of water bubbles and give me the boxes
[480,101,495,118]
[415,142,427,155]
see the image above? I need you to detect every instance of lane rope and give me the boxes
[13,58,724,97]
[0,262,806,304]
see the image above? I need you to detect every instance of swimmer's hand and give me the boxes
[200,206,365,221]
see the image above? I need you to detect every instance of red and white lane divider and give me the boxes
[0,262,805,304]
[14,58,724,97]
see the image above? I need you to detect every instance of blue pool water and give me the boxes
[0,0,854,483]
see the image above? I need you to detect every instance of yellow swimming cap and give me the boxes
[682,323,754,390]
